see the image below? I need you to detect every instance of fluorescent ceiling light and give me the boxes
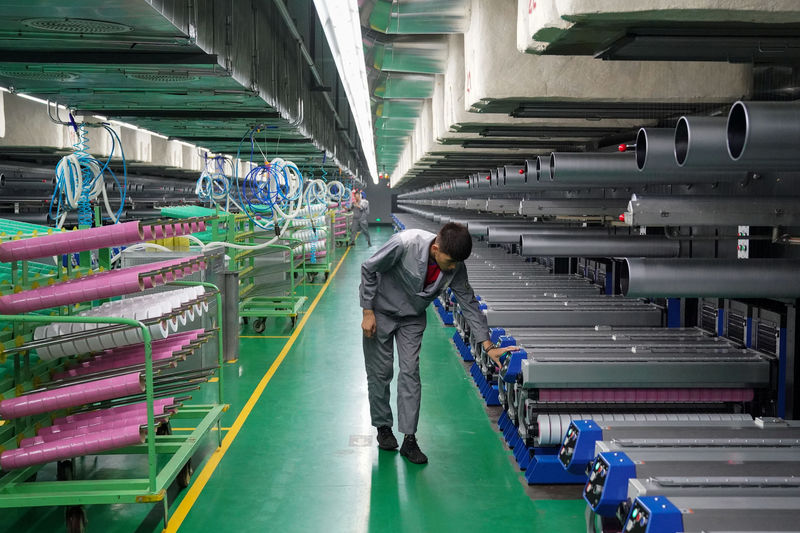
[314,0,378,184]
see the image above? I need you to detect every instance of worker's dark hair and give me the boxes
[437,222,472,262]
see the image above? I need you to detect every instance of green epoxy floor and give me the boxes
[1,226,586,532]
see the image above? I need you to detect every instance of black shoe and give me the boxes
[400,434,428,464]
[377,426,398,450]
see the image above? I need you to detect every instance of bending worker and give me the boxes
[348,190,371,247]
[359,222,517,464]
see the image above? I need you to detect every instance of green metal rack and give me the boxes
[0,281,227,533]
[213,213,307,333]
[288,211,334,283]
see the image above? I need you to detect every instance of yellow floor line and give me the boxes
[172,427,232,432]
[238,335,291,339]
[164,247,351,533]
[225,359,238,364]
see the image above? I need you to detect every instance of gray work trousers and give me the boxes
[350,217,370,245]
[363,311,427,435]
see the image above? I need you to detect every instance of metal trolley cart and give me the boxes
[0,222,227,533]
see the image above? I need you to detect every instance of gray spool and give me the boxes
[623,258,800,298]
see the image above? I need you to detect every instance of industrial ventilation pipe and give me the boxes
[622,258,800,298]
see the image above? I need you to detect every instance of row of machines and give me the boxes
[393,210,792,533]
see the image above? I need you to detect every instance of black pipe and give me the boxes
[537,155,552,182]
[623,258,800,298]
[637,127,745,182]
[488,225,600,244]
[550,152,637,183]
[727,100,800,168]
[674,116,736,169]
[523,159,537,183]
[521,234,679,258]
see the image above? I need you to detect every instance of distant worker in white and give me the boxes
[359,222,518,464]
[348,190,371,247]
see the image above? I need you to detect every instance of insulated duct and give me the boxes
[520,234,679,258]
[623,258,800,298]
[727,100,800,168]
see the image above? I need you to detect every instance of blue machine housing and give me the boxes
[584,451,637,516]
[499,348,527,383]
[489,327,506,344]
[622,496,683,533]
[559,420,603,475]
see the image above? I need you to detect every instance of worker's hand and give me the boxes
[486,345,519,366]
[362,310,377,338]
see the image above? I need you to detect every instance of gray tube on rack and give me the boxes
[623,258,800,298]
[520,234,679,258]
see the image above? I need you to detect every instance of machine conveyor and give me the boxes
[560,417,800,474]
[521,350,770,388]
[586,445,800,515]
[623,495,800,533]
[484,307,663,328]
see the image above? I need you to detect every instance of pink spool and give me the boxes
[1,424,146,470]
[50,397,175,427]
[54,346,178,379]
[0,222,143,262]
[0,372,144,419]
[22,411,171,446]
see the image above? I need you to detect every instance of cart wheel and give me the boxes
[306,272,316,282]
[65,505,87,533]
[290,316,297,328]
[156,421,172,436]
[253,318,266,334]
[242,317,249,325]
[324,272,330,281]
[177,459,194,489]
[57,460,74,481]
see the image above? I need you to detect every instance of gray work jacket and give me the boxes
[359,229,491,343]
[352,199,369,221]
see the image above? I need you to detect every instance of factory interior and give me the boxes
[1,1,800,532]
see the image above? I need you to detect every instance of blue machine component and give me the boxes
[498,348,527,383]
[489,327,506,344]
[524,448,587,484]
[622,496,683,533]
[559,420,603,474]
[452,331,473,361]
[584,451,637,515]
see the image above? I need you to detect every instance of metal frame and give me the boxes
[0,280,226,530]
